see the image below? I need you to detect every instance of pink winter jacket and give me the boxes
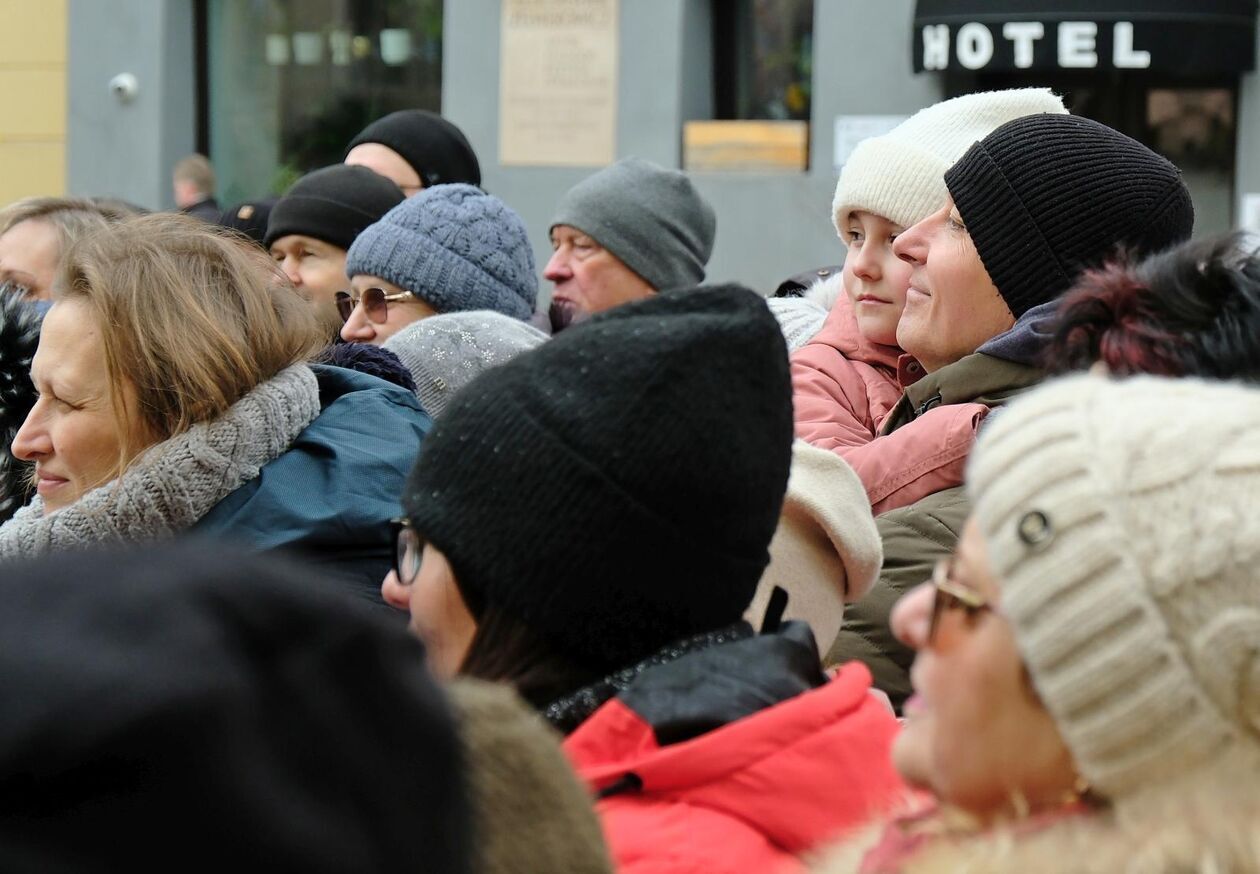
[791,293,985,515]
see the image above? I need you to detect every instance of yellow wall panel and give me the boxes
[0,0,67,66]
[0,0,66,198]
[0,70,66,137]
[0,141,66,206]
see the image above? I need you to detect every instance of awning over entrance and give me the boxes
[913,1,1258,74]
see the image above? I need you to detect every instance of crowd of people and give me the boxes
[0,92,1257,872]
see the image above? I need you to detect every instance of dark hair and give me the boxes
[1048,233,1260,381]
[458,604,605,713]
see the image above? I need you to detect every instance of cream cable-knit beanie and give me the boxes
[831,88,1067,234]
[967,374,1260,801]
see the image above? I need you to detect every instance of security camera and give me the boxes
[109,73,139,103]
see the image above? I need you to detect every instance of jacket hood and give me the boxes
[566,623,906,855]
[805,271,846,311]
[975,299,1059,367]
[193,364,432,606]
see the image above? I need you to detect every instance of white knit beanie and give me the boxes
[383,310,547,418]
[747,440,882,653]
[831,88,1067,234]
[967,374,1260,801]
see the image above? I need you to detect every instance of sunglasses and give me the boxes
[335,287,417,324]
[390,517,424,586]
[928,556,993,644]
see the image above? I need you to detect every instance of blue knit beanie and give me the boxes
[346,184,537,320]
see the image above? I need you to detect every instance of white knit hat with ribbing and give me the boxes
[967,374,1260,801]
[831,88,1067,234]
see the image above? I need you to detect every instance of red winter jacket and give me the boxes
[564,634,906,874]
[791,293,985,514]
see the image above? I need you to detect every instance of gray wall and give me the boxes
[67,0,196,210]
[443,0,943,299]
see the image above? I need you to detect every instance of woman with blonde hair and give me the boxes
[0,213,431,603]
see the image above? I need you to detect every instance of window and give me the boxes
[687,0,813,173]
[206,0,442,205]
[713,0,813,122]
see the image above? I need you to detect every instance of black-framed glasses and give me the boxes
[335,287,417,324]
[928,556,993,644]
[390,517,424,586]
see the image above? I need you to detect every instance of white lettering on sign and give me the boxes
[1058,21,1098,67]
[1113,22,1151,68]
[1002,22,1045,69]
[922,20,1151,71]
[922,24,950,70]
[956,22,994,69]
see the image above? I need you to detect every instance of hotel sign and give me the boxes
[912,2,1257,74]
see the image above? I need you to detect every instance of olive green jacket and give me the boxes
[825,351,1043,708]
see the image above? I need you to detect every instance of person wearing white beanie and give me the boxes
[791,88,1067,515]
[811,374,1260,873]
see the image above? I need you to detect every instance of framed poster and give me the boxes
[500,0,618,167]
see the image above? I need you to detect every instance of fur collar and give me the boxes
[811,750,1260,874]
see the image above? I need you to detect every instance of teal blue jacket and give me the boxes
[194,365,431,609]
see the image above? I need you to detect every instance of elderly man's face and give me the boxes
[543,225,654,329]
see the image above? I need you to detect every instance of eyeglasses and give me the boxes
[390,517,424,586]
[928,556,993,644]
[335,287,417,324]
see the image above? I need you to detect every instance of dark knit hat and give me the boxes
[0,542,470,873]
[346,183,537,319]
[403,285,793,671]
[946,113,1194,319]
[550,157,717,292]
[346,109,481,189]
[264,164,404,250]
[217,196,279,247]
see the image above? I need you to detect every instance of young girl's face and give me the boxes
[842,210,912,347]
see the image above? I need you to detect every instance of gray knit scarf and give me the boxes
[0,364,321,558]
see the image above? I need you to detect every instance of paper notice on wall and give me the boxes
[500,0,618,167]
[833,115,908,172]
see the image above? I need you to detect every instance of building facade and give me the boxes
[55,0,1260,294]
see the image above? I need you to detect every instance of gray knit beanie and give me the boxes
[967,374,1260,802]
[383,310,547,418]
[550,157,716,292]
[346,183,537,320]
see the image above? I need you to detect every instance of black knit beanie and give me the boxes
[217,196,279,247]
[945,113,1194,319]
[403,285,793,672]
[0,542,470,873]
[263,164,404,250]
[346,109,482,189]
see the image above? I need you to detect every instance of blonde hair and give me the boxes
[172,154,216,196]
[57,213,322,463]
[0,195,124,247]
